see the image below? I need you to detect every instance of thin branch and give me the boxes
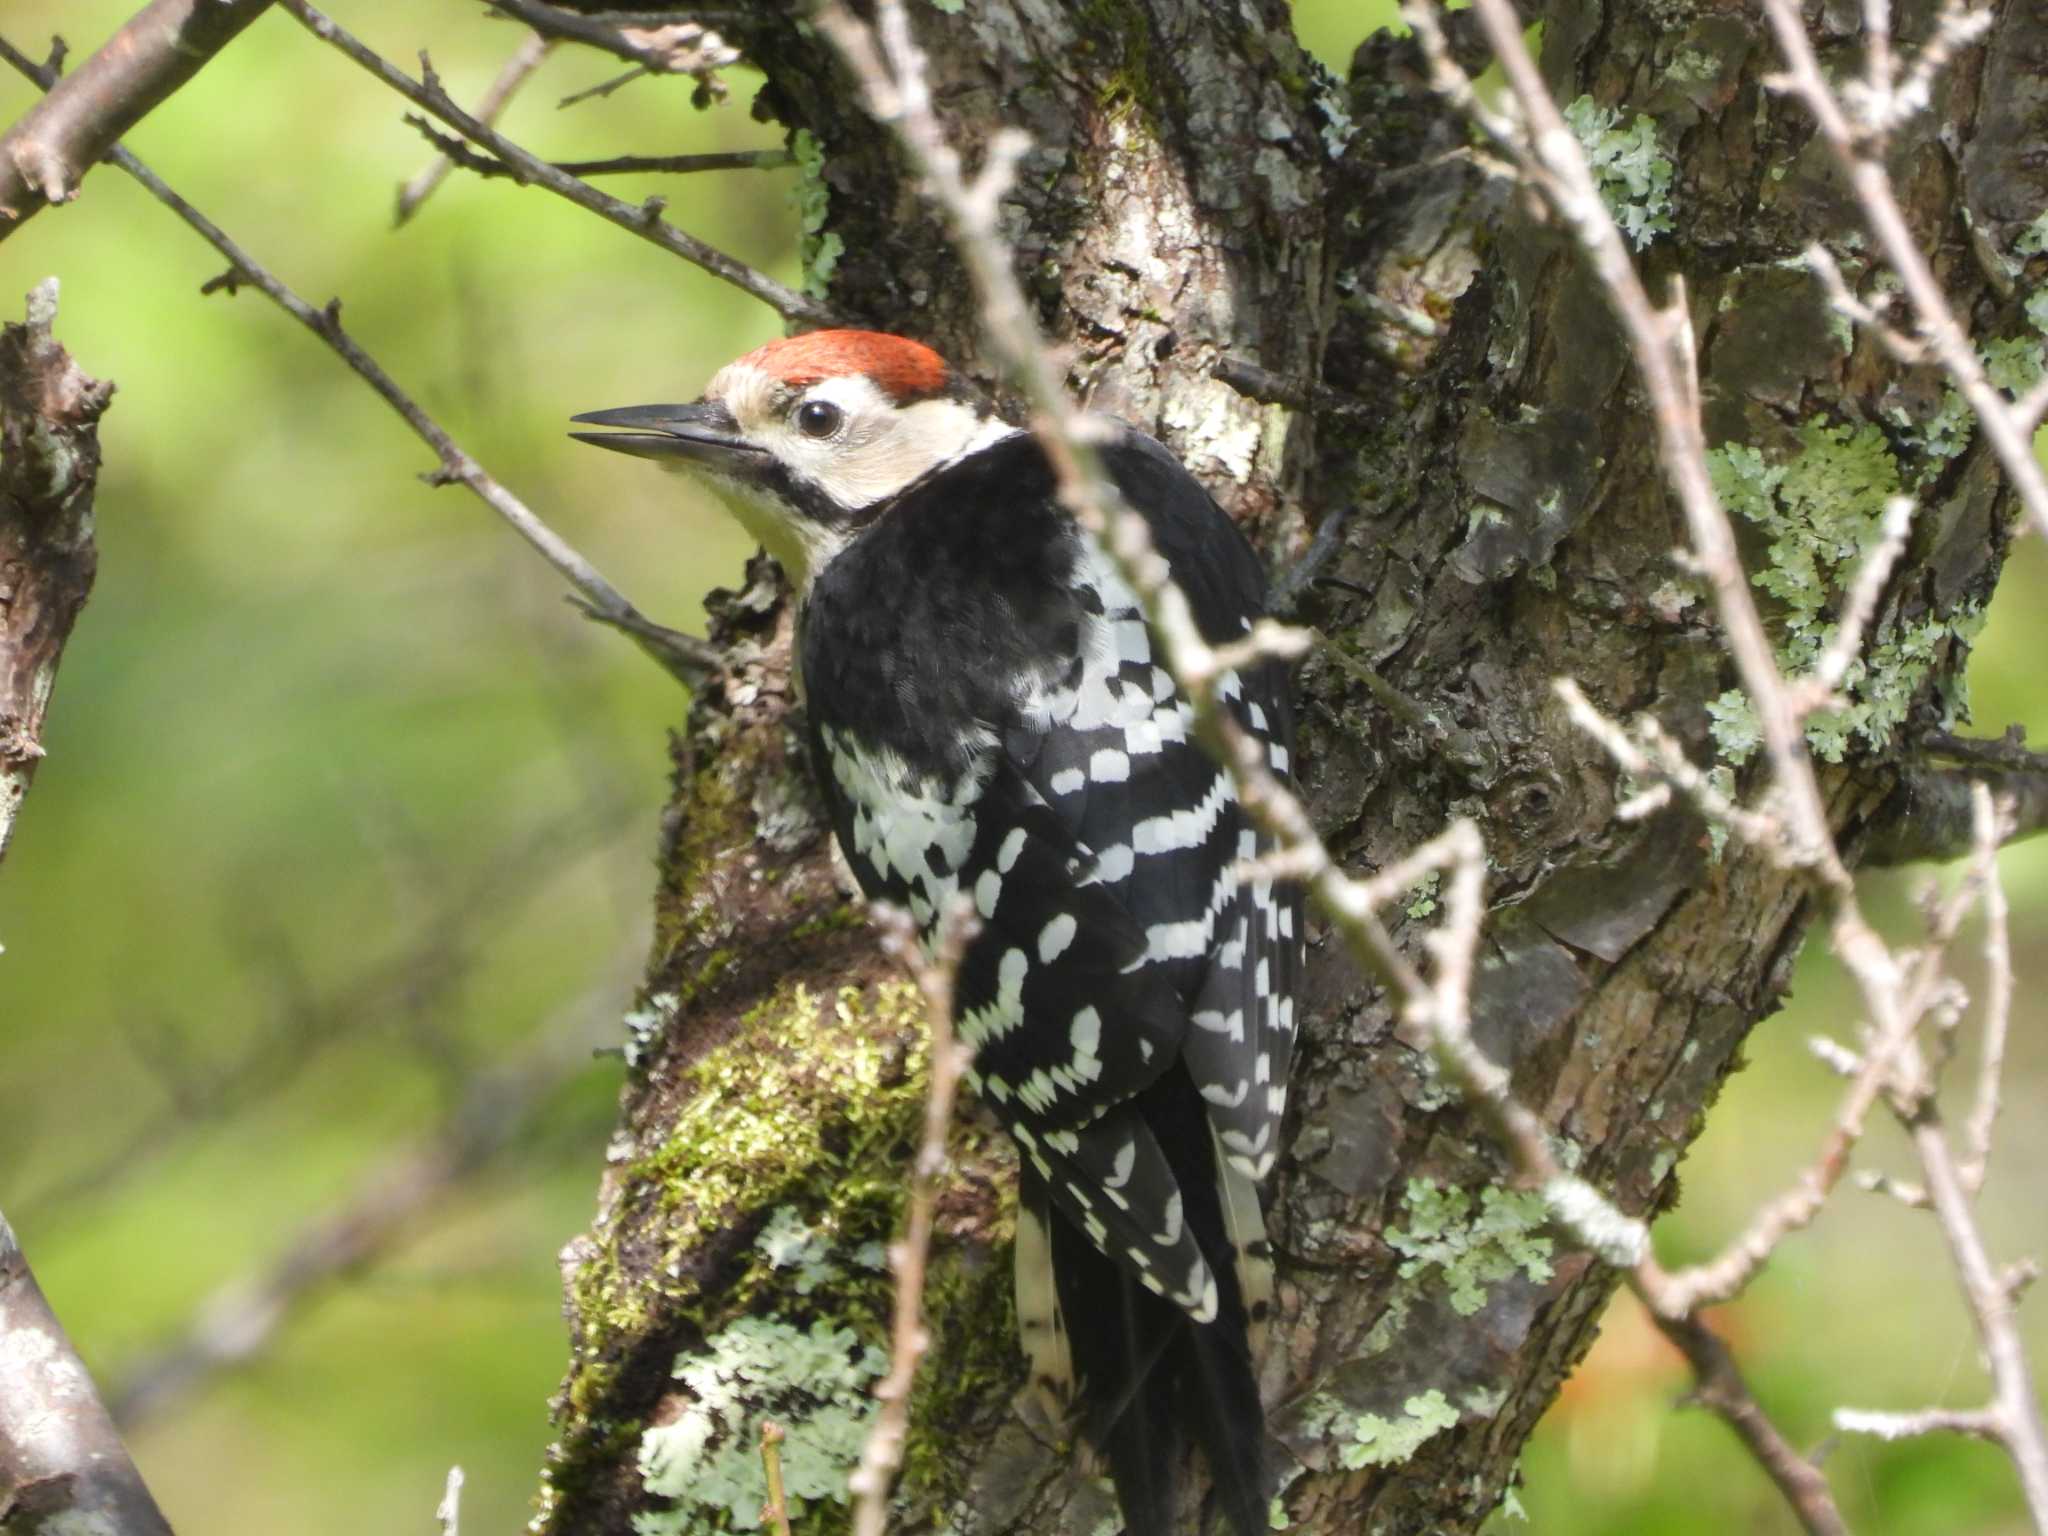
[396,31,554,227]
[850,903,976,1536]
[485,0,738,94]
[0,1210,175,1536]
[1660,1308,1852,1536]
[403,113,788,187]
[278,0,835,326]
[0,0,271,231]
[1836,1404,2003,1442]
[1960,785,2012,1193]
[759,1422,794,1536]
[436,1466,465,1536]
[0,33,722,690]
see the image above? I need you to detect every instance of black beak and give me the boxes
[568,401,768,474]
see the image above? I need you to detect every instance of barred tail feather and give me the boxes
[1039,1070,1268,1536]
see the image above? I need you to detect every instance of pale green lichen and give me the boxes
[1705,689,1763,768]
[635,1317,885,1533]
[1383,1180,1555,1317]
[1704,418,1978,764]
[622,991,681,1069]
[1405,871,1441,921]
[1983,334,2047,397]
[1308,1388,1462,1470]
[2015,208,2048,259]
[1562,96,1675,249]
[791,129,843,301]
[927,0,965,11]
[755,1207,840,1296]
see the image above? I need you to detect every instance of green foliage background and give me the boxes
[0,4,2042,1533]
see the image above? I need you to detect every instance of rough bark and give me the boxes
[0,278,112,868]
[535,1,2046,1532]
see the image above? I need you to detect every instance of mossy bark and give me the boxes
[536,2,2048,1531]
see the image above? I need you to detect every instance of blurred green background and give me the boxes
[0,3,2041,1533]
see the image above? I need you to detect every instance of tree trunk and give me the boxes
[533,1,2045,1531]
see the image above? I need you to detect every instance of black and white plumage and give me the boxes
[573,331,1301,1536]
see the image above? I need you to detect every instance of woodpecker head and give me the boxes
[572,329,1009,586]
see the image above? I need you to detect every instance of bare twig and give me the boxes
[0,0,271,231]
[485,0,738,97]
[1960,786,2012,1193]
[396,31,554,227]
[759,1422,793,1536]
[436,1466,465,1536]
[403,114,788,186]
[278,0,834,326]
[1661,1309,1852,1536]
[850,902,976,1536]
[0,33,722,690]
[0,1210,175,1536]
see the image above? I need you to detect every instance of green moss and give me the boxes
[1562,96,1675,249]
[1076,0,1157,118]
[546,980,937,1531]
[791,130,843,301]
[1383,1180,1555,1317]
[1404,871,1441,921]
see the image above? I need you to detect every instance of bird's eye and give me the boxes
[795,399,844,439]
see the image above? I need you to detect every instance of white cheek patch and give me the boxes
[692,363,1019,589]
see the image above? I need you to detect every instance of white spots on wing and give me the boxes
[975,867,1003,919]
[1114,618,1151,664]
[1270,743,1291,773]
[1038,913,1077,963]
[1089,747,1130,783]
[1153,1191,1184,1247]
[825,726,986,921]
[1200,1076,1250,1109]
[1086,843,1134,885]
[1045,1128,1081,1155]
[997,825,1028,873]
[958,947,1029,1049]
[996,945,1026,997]
[1105,1137,1138,1189]
[1136,919,1210,964]
[1125,717,1163,756]
[1049,766,1085,797]
[1070,1005,1102,1064]
[1248,702,1268,732]
[1132,773,1233,856]
[1192,1007,1245,1042]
